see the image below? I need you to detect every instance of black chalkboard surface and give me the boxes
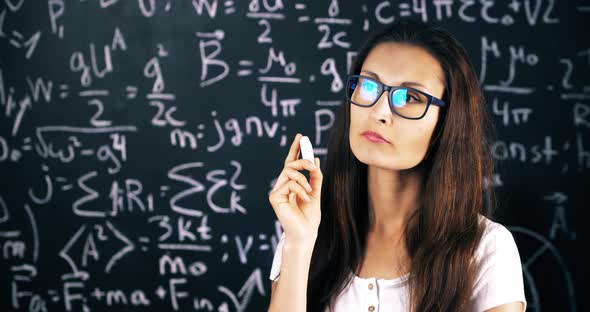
[0,1,588,311]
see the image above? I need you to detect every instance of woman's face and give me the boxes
[349,42,445,170]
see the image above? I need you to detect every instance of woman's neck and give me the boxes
[366,164,423,240]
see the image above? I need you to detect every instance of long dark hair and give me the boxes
[307,20,497,312]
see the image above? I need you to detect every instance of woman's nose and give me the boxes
[369,91,393,125]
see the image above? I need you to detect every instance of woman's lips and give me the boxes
[362,133,389,143]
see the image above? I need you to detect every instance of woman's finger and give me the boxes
[271,164,300,194]
[271,179,312,205]
[284,133,302,164]
[285,158,323,197]
[284,158,318,172]
[283,168,312,193]
[272,167,313,193]
[272,134,302,191]
[271,166,312,194]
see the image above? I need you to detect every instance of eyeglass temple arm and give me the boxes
[431,97,446,107]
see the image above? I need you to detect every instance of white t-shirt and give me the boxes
[269,214,527,311]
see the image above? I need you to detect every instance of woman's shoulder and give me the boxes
[472,215,527,310]
[474,213,520,259]
[477,213,502,231]
[473,214,527,285]
[476,213,516,247]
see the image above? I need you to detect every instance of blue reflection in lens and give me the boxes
[392,89,407,107]
[360,79,378,102]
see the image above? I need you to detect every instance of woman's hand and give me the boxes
[268,133,323,245]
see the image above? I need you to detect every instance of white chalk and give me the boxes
[299,135,315,163]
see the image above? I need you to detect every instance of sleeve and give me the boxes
[470,225,528,312]
[269,232,286,282]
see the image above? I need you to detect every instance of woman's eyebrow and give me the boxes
[361,70,430,91]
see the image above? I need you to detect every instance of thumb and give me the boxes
[309,157,322,196]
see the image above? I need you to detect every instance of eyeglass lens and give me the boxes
[347,76,429,118]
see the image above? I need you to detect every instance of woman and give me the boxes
[267,20,527,312]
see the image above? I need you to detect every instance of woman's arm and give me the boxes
[267,237,316,312]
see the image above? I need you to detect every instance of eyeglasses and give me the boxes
[345,75,446,120]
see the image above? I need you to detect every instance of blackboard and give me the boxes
[1,1,588,311]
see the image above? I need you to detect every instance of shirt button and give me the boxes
[368,306,375,312]
[368,283,374,290]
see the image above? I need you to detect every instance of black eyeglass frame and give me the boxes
[346,74,446,120]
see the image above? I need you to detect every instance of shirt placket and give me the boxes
[364,277,379,312]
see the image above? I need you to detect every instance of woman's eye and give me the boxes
[406,91,425,103]
[361,81,377,92]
